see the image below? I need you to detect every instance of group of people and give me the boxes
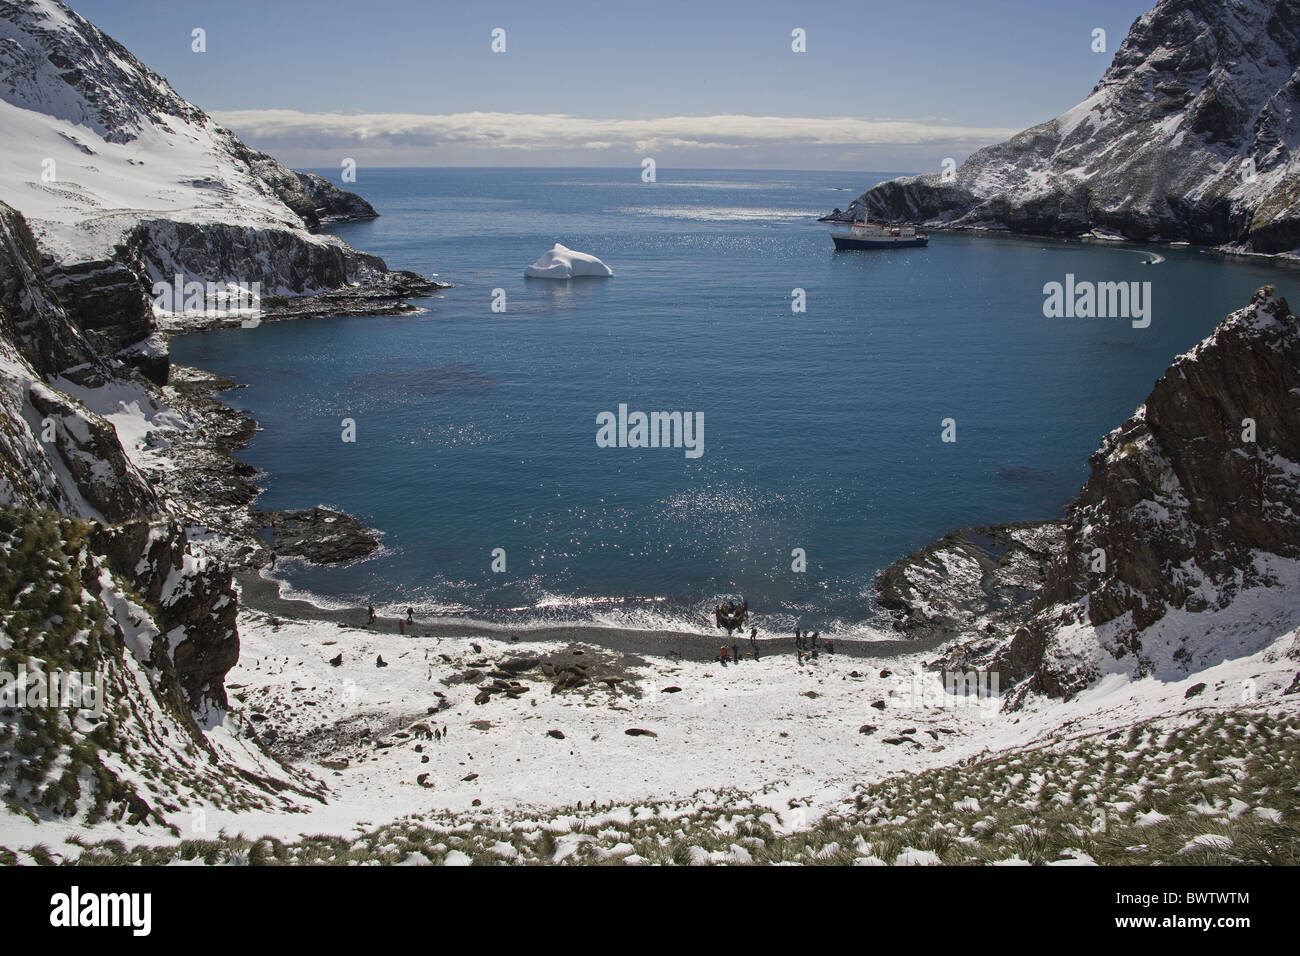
[712,615,840,666]
[719,627,760,665]
[366,597,838,669]
[366,603,420,634]
[793,627,834,663]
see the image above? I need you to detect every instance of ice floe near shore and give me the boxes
[525,242,613,278]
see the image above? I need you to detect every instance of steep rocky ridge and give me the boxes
[881,287,1300,707]
[830,0,1300,256]
[0,0,420,830]
[0,508,321,828]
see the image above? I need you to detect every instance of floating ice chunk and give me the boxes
[524,242,614,278]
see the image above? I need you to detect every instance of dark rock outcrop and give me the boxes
[832,0,1300,255]
[1,203,159,521]
[985,287,1300,702]
[43,245,159,382]
[884,287,1300,705]
[1039,287,1300,631]
[296,171,380,225]
[876,522,1063,638]
[0,201,101,378]
[255,506,380,564]
[234,146,378,230]
[90,518,239,716]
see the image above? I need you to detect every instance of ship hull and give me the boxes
[832,233,929,250]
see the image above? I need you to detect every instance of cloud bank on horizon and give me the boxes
[211,109,1023,171]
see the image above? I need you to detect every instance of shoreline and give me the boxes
[235,568,952,663]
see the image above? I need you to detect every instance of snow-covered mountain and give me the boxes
[0,0,403,380]
[0,0,374,257]
[830,0,1300,256]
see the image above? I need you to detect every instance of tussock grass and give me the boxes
[12,707,1296,866]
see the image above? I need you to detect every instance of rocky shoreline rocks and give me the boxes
[875,521,1064,640]
[156,270,450,334]
[254,507,379,565]
[156,363,383,569]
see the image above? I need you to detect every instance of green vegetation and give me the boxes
[24,705,1296,866]
[0,506,300,829]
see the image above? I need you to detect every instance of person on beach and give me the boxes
[732,642,740,663]
[720,645,729,666]
[367,603,376,625]
[406,607,415,624]
[269,551,276,569]
[750,627,759,660]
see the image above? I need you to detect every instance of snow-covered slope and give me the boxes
[0,0,398,356]
[832,0,1300,255]
[0,0,400,833]
[0,508,322,831]
[2,2,300,253]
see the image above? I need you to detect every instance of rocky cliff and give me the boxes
[0,0,424,828]
[831,0,1300,256]
[0,200,155,519]
[882,287,1300,706]
[0,0,433,382]
[0,508,321,828]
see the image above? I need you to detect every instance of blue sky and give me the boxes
[72,0,1157,169]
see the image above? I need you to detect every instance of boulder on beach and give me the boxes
[524,243,613,279]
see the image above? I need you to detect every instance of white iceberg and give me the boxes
[524,242,614,279]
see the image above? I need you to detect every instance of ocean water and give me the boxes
[169,167,1294,636]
